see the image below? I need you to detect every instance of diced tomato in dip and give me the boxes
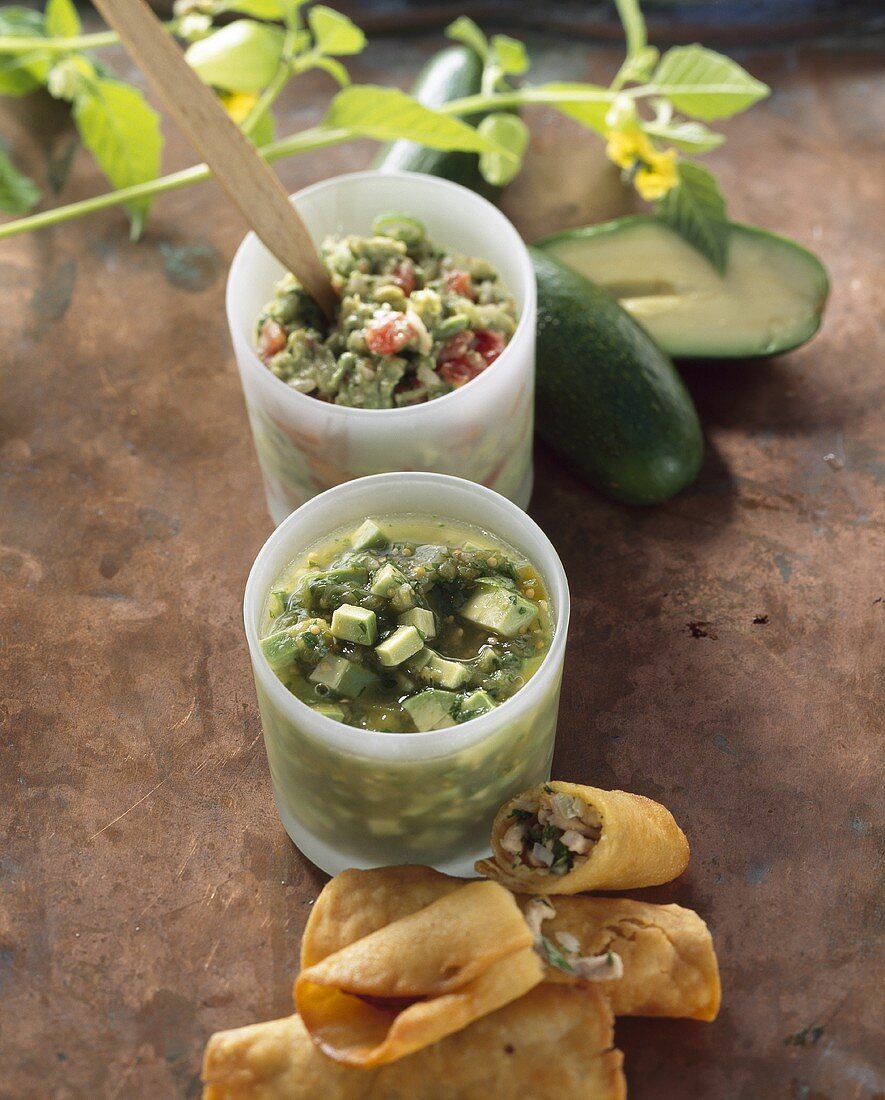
[259,319,287,358]
[438,331,474,363]
[365,312,416,356]
[444,269,475,300]
[440,359,475,387]
[438,329,507,385]
[473,329,507,365]
[392,258,417,296]
[255,214,517,408]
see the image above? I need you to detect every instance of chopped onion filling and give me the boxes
[523,897,623,981]
[505,788,603,874]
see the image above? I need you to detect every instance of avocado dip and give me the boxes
[255,214,518,408]
[259,514,553,732]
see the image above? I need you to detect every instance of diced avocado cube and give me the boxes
[311,701,346,722]
[459,690,496,720]
[371,562,408,597]
[514,561,536,584]
[398,607,436,640]
[260,627,299,669]
[309,655,376,698]
[293,569,322,598]
[474,574,516,591]
[330,603,377,645]
[351,518,388,550]
[394,669,416,694]
[459,586,539,638]
[403,689,459,732]
[422,653,470,689]
[375,625,424,667]
[323,562,369,586]
[390,583,417,613]
[262,619,332,669]
[267,589,289,619]
[405,646,434,673]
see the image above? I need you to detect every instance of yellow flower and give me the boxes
[634,146,678,201]
[605,125,678,202]
[605,125,653,171]
[220,91,259,126]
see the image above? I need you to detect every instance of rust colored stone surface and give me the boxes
[1,34,883,1100]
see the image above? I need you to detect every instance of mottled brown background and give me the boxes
[1,29,883,1100]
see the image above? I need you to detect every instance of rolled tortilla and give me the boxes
[294,880,543,1067]
[202,985,625,1100]
[300,864,464,969]
[524,894,721,1021]
[302,866,719,1021]
[476,781,690,893]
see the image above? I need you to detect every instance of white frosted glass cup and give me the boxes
[244,473,569,876]
[227,171,536,525]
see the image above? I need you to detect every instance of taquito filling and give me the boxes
[524,897,624,981]
[500,788,603,875]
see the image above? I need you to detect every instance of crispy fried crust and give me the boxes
[476,781,690,893]
[294,881,543,1066]
[301,866,719,1021]
[202,985,625,1100]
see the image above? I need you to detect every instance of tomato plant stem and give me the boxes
[0,127,353,240]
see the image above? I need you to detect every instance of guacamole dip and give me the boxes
[259,515,553,732]
[255,214,518,409]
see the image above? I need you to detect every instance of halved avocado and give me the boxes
[536,216,829,359]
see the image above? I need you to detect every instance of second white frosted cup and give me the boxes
[227,171,537,524]
[243,473,569,876]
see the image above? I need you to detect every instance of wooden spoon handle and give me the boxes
[92,0,337,318]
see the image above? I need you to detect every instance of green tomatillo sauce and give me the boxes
[259,514,553,732]
[255,214,518,408]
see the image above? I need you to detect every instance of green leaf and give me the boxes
[0,7,50,96]
[614,0,647,57]
[615,44,658,86]
[653,45,770,120]
[47,54,95,101]
[184,20,284,93]
[656,160,729,272]
[324,85,498,152]
[536,82,613,135]
[307,54,350,87]
[0,5,44,33]
[308,6,365,56]
[72,77,163,239]
[642,117,724,152]
[478,112,528,186]
[0,51,48,96]
[281,0,310,30]
[45,0,81,38]
[0,143,40,214]
[490,34,528,77]
[248,105,275,147]
[214,0,286,18]
[445,16,488,61]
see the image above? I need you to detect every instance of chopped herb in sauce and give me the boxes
[260,514,553,732]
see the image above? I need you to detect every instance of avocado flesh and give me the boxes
[538,217,829,359]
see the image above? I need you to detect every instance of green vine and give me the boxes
[0,0,769,269]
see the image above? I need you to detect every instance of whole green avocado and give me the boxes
[531,246,704,505]
[373,46,497,199]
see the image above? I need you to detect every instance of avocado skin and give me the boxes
[373,46,498,199]
[531,247,704,506]
[537,215,830,359]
